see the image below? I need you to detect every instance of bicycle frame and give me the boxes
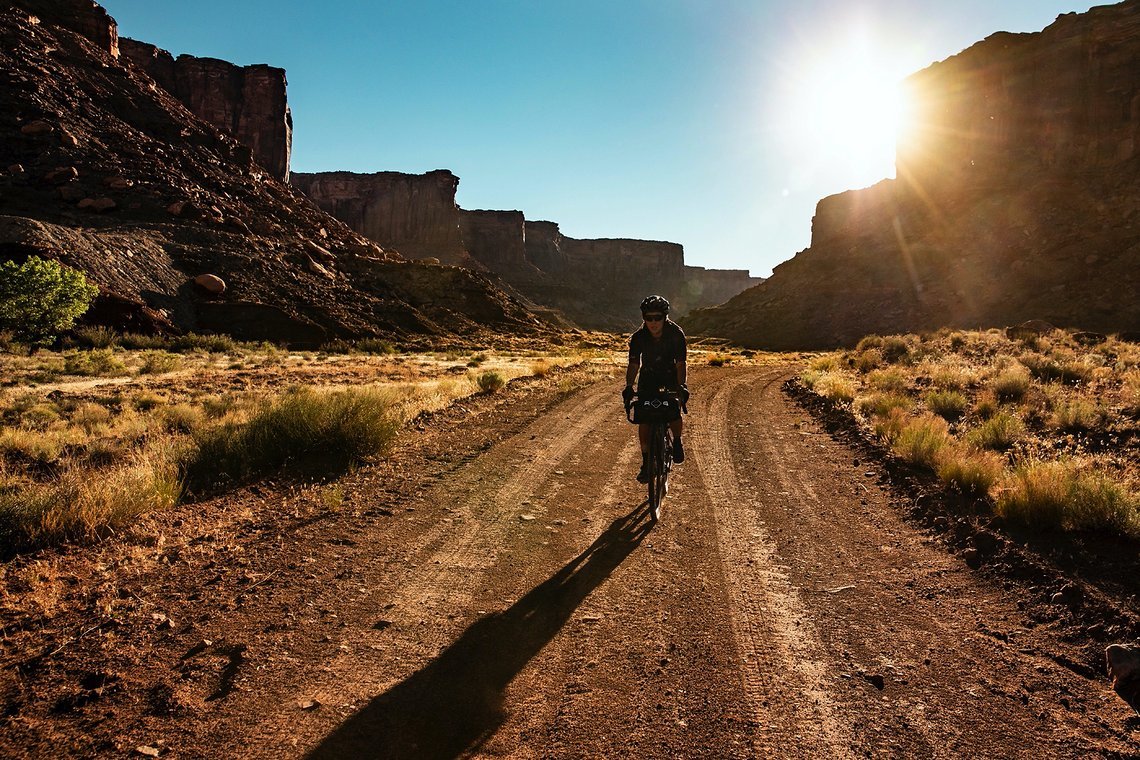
[626,392,684,520]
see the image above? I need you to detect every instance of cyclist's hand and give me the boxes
[621,385,635,408]
[679,385,690,408]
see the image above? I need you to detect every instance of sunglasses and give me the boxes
[643,314,665,322]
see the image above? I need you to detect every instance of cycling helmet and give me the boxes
[640,295,670,315]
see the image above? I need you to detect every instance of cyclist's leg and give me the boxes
[636,423,651,482]
[668,417,684,462]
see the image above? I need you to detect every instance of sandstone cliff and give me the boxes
[0,3,544,344]
[689,0,1140,349]
[11,0,118,57]
[291,171,472,266]
[295,171,762,330]
[121,39,292,181]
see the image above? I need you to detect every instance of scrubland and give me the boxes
[0,330,603,553]
[801,329,1140,538]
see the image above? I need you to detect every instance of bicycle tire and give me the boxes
[647,426,660,513]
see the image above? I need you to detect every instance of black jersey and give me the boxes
[628,320,687,391]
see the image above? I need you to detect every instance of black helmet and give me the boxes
[640,295,670,315]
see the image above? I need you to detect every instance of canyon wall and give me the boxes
[120,39,292,181]
[2,3,546,344]
[294,170,761,330]
[690,0,1140,349]
[11,0,119,57]
[291,171,470,265]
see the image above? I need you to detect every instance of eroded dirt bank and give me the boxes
[1,362,1137,758]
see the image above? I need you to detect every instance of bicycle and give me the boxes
[626,391,686,520]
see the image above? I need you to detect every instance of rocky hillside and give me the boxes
[688,0,1140,349]
[293,170,762,331]
[1,1,546,345]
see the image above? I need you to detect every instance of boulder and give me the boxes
[20,120,54,136]
[46,166,78,183]
[192,273,226,295]
[1106,644,1140,712]
[166,200,201,219]
[1006,320,1058,340]
[77,197,116,212]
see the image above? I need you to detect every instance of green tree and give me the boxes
[0,256,99,346]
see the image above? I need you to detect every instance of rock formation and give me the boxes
[689,0,1140,349]
[0,2,545,345]
[121,39,292,181]
[11,0,118,57]
[291,171,471,265]
[295,171,762,330]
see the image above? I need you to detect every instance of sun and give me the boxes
[776,34,913,191]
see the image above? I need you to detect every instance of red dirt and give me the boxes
[1,362,1137,758]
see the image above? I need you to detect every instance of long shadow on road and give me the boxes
[307,502,656,760]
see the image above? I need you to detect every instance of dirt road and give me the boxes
[2,362,1137,757]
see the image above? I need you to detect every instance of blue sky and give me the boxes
[102,1,1099,276]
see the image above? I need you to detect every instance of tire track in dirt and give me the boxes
[690,367,855,757]
[241,386,618,753]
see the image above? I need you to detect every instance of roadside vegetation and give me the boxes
[0,333,599,553]
[800,329,1140,538]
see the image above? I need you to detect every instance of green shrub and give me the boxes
[0,256,98,346]
[138,351,184,375]
[357,338,398,355]
[966,410,1024,451]
[708,354,730,367]
[856,335,883,352]
[168,332,238,354]
[63,349,129,377]
[181,387,399,494]
[118,333,170,350]
[476,370,506,394]
[926,389,968,421]
[72,326,118,349]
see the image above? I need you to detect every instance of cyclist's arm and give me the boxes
[675,360,687,389]
[626,359,640,389]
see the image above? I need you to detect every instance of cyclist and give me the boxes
[622,295,689,483]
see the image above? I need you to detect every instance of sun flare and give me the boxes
[777,34,914,191]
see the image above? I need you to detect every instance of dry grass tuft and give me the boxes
[814,373,856,404]
[935,445,1003,496]
[926,389,967,421]
[891,414,951,467]
[996,460,1139,535]
[990,366,1032,402]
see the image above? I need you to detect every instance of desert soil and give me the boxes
[1,361,1137,758]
